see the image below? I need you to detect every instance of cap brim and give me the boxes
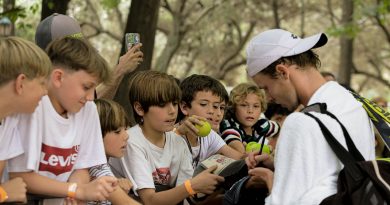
[284,33,327,57]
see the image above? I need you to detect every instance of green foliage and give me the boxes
[327,23,360,38]
[47,1,54,9]
[100,0,121,10]
[29,2,40,14]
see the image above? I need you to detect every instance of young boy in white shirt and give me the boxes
[0,37,52,203]
[7,37,118,204]
[110,71,225,205]
[176,74,244,167]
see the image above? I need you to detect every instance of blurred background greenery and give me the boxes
[1,0,389,101]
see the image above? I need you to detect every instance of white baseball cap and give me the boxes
[246,29,328,77]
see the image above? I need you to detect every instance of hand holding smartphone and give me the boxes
[125,33,140,52]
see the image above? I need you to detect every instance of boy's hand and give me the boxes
[176,115,207,138]
[116,43,143,76]
[77,176,118,201]
[118,178,132,193]
[245,152,274,169]
[248,167,274,191]
[191,165,224,194]
[1,177,27,203]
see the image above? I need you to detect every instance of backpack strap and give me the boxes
[302,103,365,161]
[304,112,363,181]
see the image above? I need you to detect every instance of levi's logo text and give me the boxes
[39,143,79,176]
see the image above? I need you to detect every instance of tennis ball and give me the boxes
[245,142,271,154]
[195,120,211,137]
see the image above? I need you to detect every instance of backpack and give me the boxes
[302,103,390,205]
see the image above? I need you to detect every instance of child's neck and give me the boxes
[243,126,253,136]
[48,94,68,118]
[140,123,166,148]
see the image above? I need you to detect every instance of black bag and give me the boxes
[302,103,390,205]
[223,176,267,205]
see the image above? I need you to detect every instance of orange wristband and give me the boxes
[184,180,196,197]
[67,183,77,199]
[0,186,8,203]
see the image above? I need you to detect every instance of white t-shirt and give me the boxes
[0,115,23,161]
[190,130,226,167]
[8,95,107,182]
[110,124,193,194]
[266,82,375,205]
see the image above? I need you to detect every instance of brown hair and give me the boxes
[0,36,51,86]
[261,50,321,78]
[95,98,129,137]
[128,70,181,123]
[46,37,111,84]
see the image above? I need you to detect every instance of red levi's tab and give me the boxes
[39,143,79,176]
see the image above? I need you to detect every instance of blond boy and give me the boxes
[8,37,117,204]
[0,37,52,203]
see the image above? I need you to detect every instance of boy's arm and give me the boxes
[108,187,141,205]
[68,169,90,184]
[219,121,246,154]
[9,172,69,197]
[9,171,117,201]
[217,145,245,160]
[138,166,224,205]
[96,44,143,99]
[227,140,246,154]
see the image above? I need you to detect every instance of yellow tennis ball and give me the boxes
[245,142,271,154]
[195,120,211,137]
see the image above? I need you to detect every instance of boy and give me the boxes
[110,71,224,205]
[0,36,52,203]
[8,37,118,204]
[176,74,243,168]
[220,83,280,154]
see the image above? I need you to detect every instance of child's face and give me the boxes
[182,91,224,131]
[104,127,129,158]
[143,102,178,133]
[235,93,262,130]
[20,76,48,113]
[214,101,226,131]
[51,69,98,115]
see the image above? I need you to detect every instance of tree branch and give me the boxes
[220,21,256,71]
[86,0,103,28]
[354,63,390,87]
[81,22,121,41]
[162,0,173,14]
[326,0,337,26]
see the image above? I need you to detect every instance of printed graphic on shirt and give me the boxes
[39,143,79,176]
[152,167,171,185]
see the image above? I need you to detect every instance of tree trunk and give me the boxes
[41,0,70,21]
[154,30,182,73]
[338,0,354,86]
[114,0,161,124]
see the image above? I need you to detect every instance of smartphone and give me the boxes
[125,33,140,52]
